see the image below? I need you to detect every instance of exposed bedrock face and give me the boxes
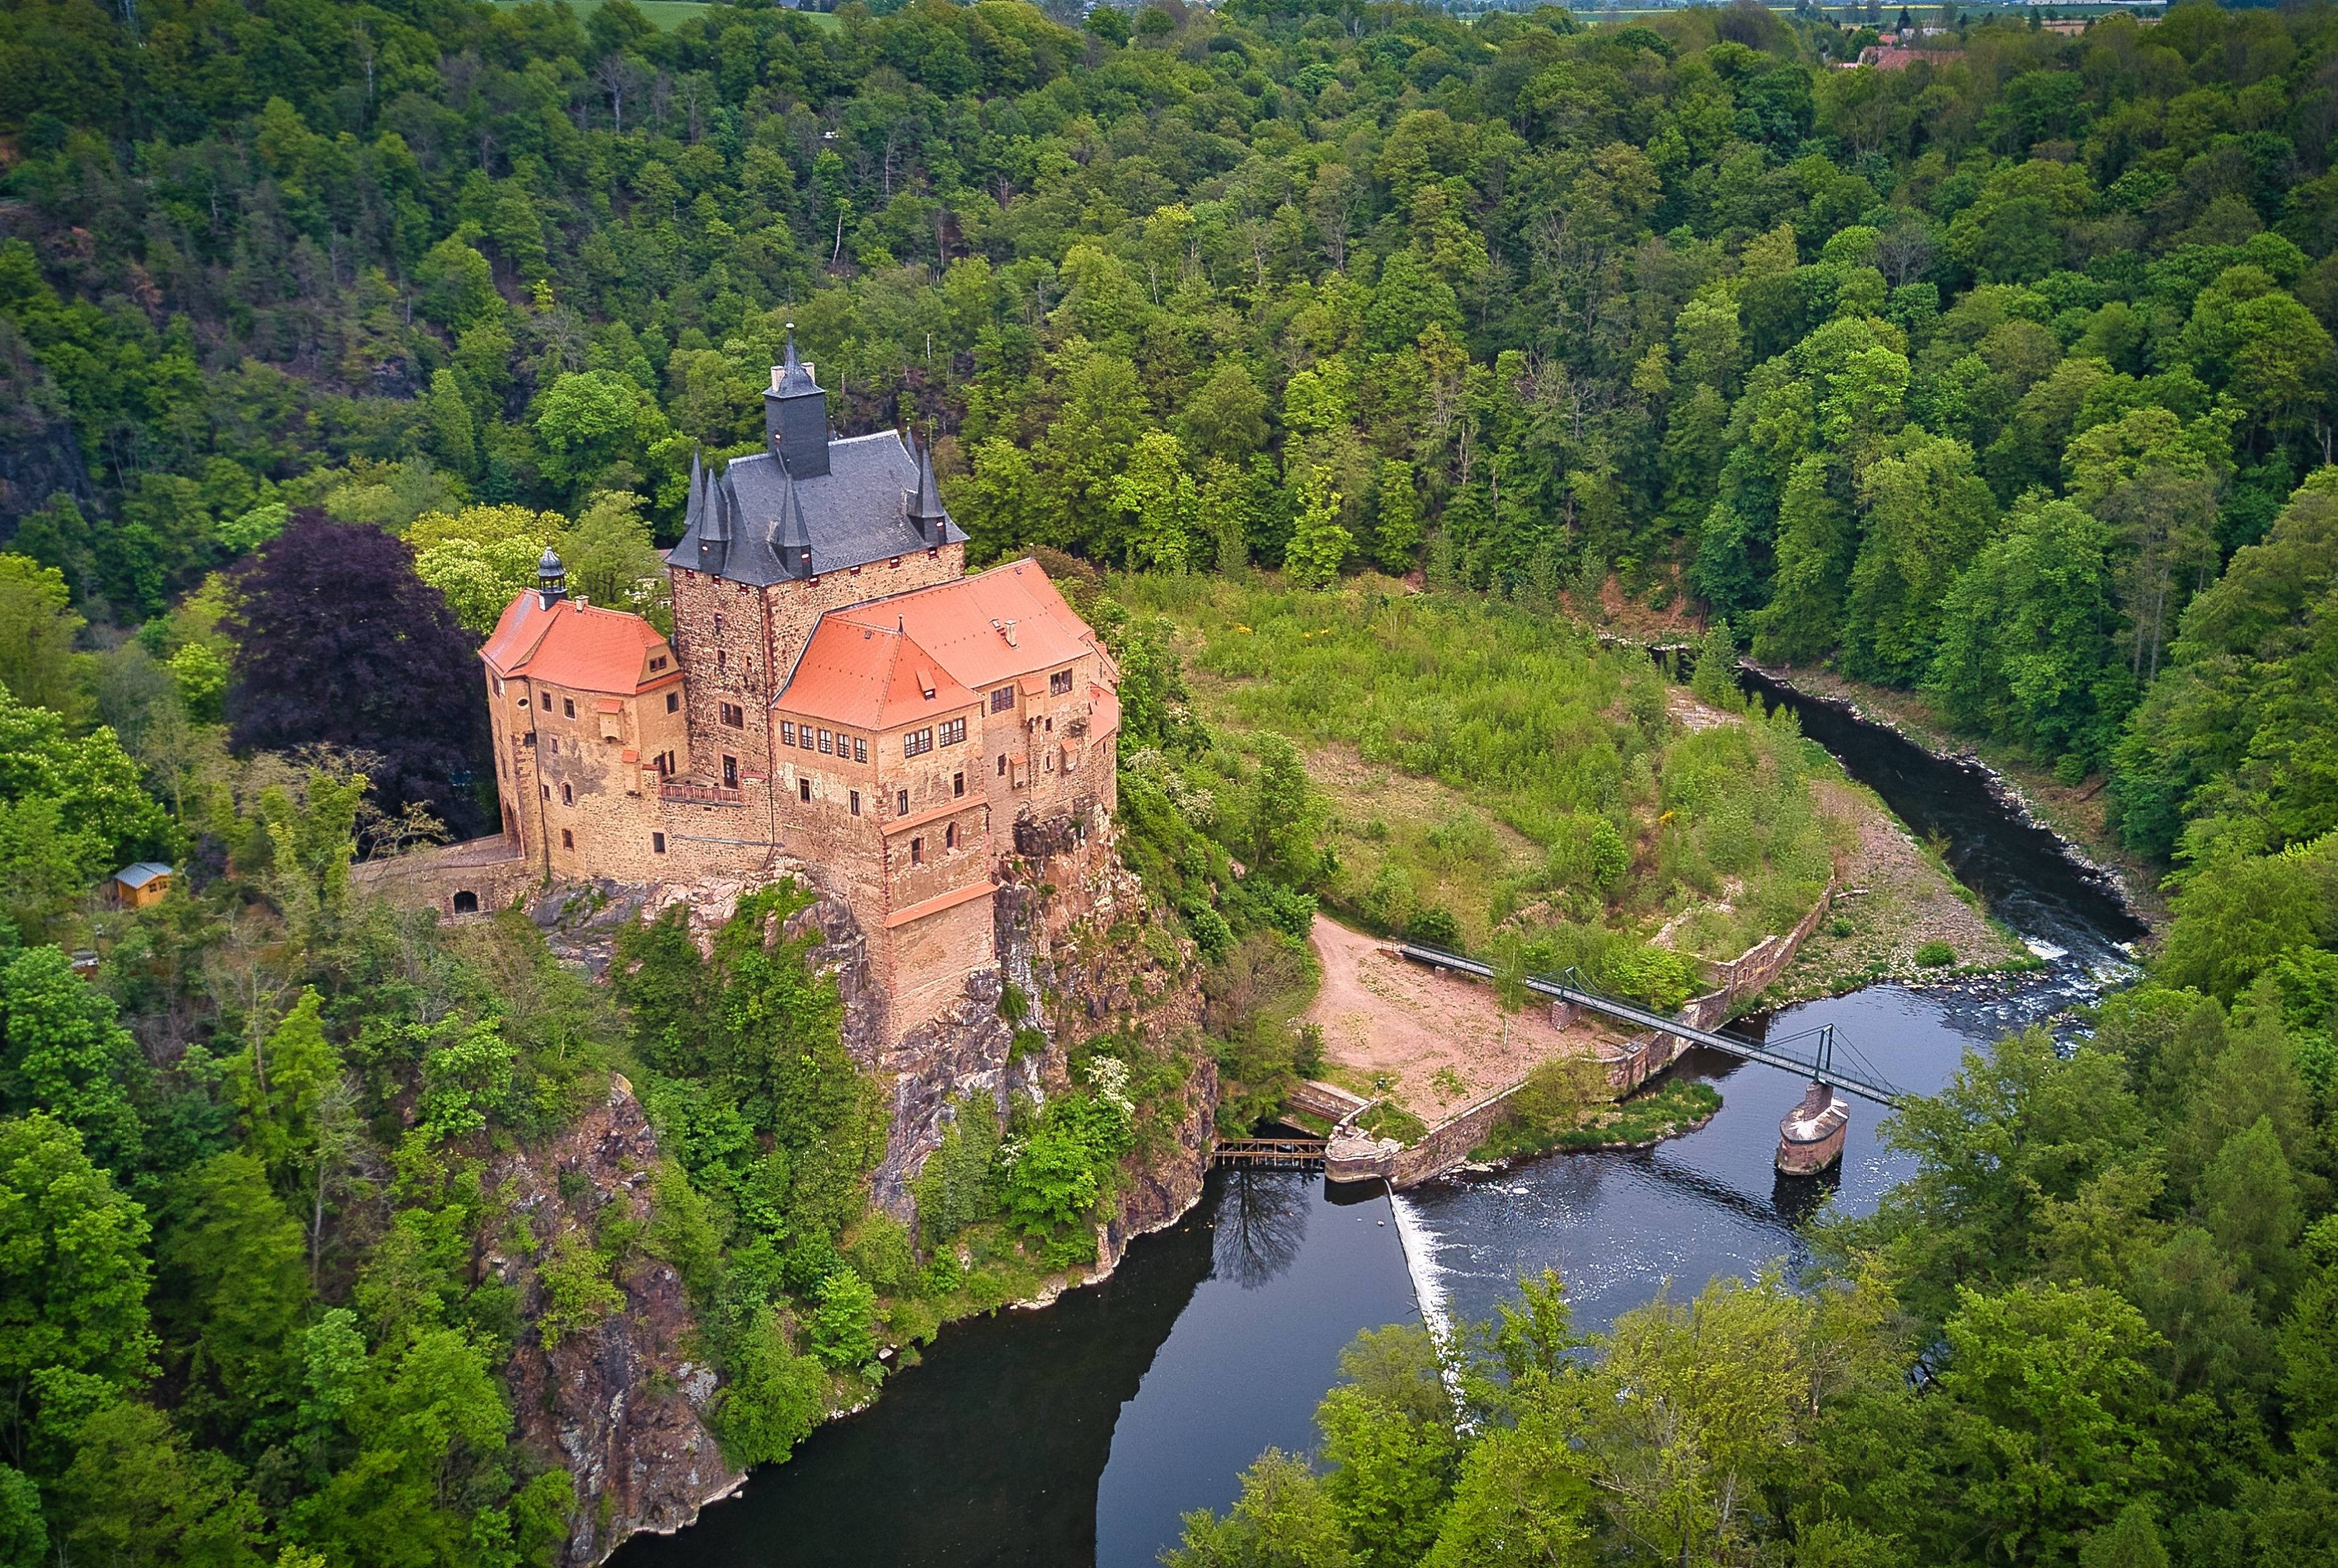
[490,1077,742,1567]
[507,824,1214,1561]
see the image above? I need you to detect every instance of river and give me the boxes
[611,676,2150,1568]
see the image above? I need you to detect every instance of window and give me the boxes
[1051,669,1073,696]
[713,614,725,635]
[549,738,559,756]
[653,833,667,854]
[650,656,667,671]
[716,649,728,673]
[667,691,679,713]
[910,837,924,866]
[953,771,965,798]
[782,721,796,746]
[896,789,910,815]
[541,783,550,800]
[819,729,833,754]
[904,727,934,758]
[720,702,745,728]
[945,822,958,851]
[564,697,577,718]
[850,791,861,816]
[799,777,812,803]
[853,737,868,763]
[561,830,574,849]
[723,755,738,788]
[940,716,967,746]
[561,782,572,805]
[453,891,479,914]
[997,755,1007,777]
[991,688,1014,713]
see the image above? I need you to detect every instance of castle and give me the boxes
[372,337,1122,1043]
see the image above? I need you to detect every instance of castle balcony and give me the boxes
[660,780,745,807]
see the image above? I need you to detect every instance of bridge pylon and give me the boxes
[1776,1026,1850,1174]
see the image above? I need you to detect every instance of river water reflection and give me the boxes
[613,675,2147,1568]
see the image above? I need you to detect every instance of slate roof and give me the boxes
[669,430,966,587]
[480,592,676,696]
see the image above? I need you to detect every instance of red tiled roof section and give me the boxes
[480,594,675,696]
[827,558,1109,693]
[784,620,980,732]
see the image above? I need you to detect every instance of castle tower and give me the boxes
[766,326,830,478]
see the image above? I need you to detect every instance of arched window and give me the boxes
[452,891,480,914]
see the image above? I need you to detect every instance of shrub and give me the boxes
[999,1086,1134,1259]
[911,1100,1002,1246]
[1915,939,1957,968]
[1603,943,1705,1012]
[846,1214,916,1295]
[1408,907,1462,950]
[809,1270,879,1369]
[712,1304,824,1465]
[535,1230,624,1348]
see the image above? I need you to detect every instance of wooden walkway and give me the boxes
[1212,1136,1329,1169]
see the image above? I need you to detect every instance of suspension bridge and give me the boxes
[1387,943,1912,1176]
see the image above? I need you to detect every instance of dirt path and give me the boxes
[1303,914,1621,1122]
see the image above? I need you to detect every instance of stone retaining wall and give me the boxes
[1596,879,1838,1093]
[349,835,541,922]
[1329,880,1837,1189]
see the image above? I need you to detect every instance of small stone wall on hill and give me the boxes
[349,835,539,922]
[1329,881,1837,1189]
[1598,880,1837,1094]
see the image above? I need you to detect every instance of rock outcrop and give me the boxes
[504,820,1215,1560]
[490,1077,741,1567]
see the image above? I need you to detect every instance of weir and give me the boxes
[1391,943,1904,1174]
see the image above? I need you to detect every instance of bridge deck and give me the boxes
[1393,944,1904,1107]
[1212,1137,1329,1169]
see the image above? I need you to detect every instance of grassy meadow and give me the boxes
[1109,572,1842,1002]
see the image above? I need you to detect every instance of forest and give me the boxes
[5,0,2338,1563]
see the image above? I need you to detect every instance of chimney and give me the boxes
[764,324,830,478]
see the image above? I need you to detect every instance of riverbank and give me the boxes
[1744,663,2166,932]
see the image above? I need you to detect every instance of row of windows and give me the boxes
[903,719,972,758]
[782,721,868,761]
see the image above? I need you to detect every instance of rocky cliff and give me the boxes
[504,819,1215,1560]
[488,1076,741,1567]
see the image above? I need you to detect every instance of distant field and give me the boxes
[496,0,713,28]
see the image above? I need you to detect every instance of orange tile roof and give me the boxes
[481,593,675,696]
[781,619,980,732]
[826,559,1109,693]
[778,558,1108,732]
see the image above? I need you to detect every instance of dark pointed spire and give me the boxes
[776,458,812,576]
[908,426,946,540]
[775,321,818,397]
[706,469,733,544]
